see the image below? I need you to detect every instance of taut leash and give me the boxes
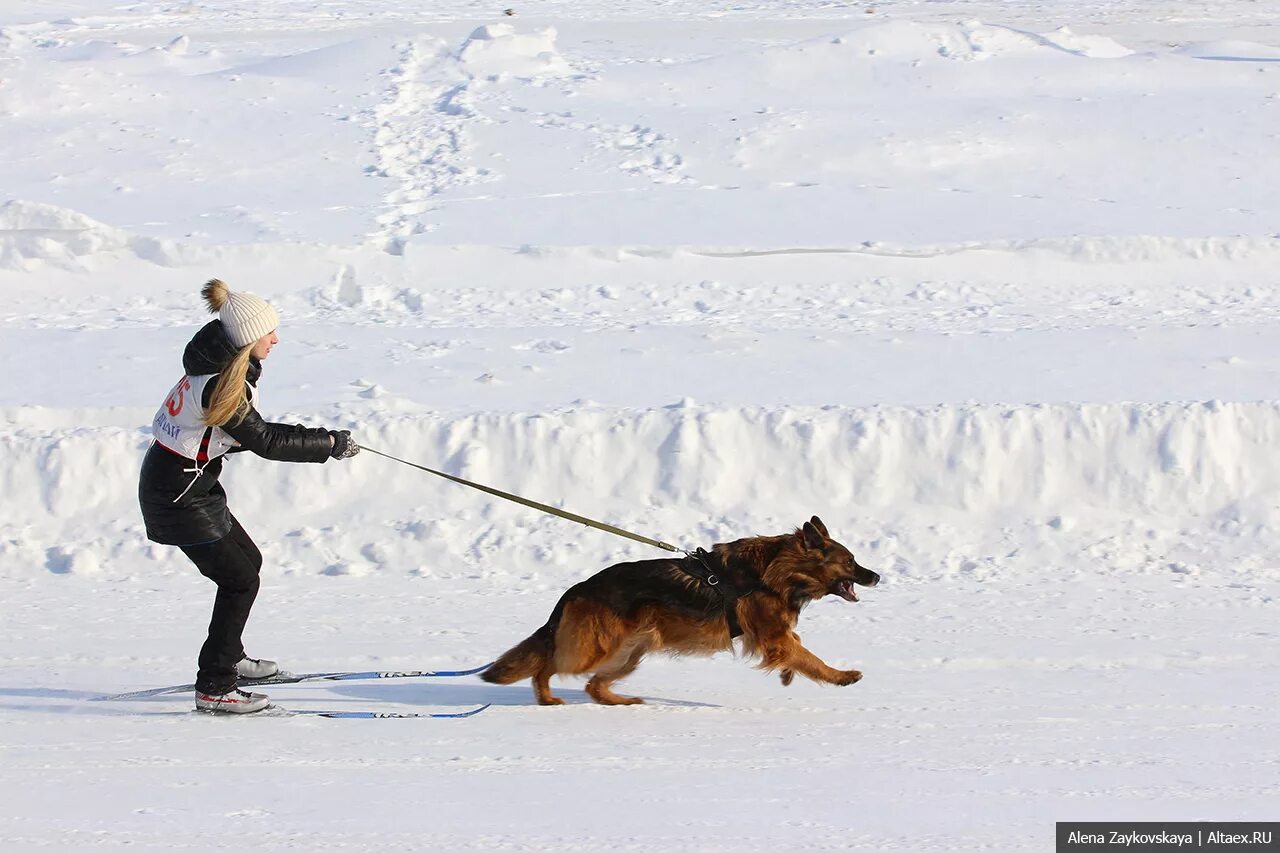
[364,446,745,635]
[363,446,684,554]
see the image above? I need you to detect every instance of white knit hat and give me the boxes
[201,279,279,347]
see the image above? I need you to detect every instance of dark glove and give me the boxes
[329,430,361,460]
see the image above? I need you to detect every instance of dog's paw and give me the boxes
[779,669,794,687]
[836,669,863,686]
[537,696,566,706]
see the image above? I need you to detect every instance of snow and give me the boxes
[2,0,1280,850]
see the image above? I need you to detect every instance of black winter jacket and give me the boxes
[138,321,334,546]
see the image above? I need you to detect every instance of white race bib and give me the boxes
[151,374,257,461]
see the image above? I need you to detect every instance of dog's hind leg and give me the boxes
[585,638,651,706]
[533,660,564,706]
[534,598,622,705]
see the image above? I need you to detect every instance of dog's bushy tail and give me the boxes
[481,622,554,684]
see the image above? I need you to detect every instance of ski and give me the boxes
[98,662,494,702]
[194,703,493,719]
[281,703,491,719]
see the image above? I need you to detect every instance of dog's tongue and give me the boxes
[836,579,859,602]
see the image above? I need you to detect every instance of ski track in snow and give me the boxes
[3,0,1280,849]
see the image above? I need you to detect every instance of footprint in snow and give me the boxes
[513,339,572,354]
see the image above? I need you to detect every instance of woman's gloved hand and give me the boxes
[329,430,361,460]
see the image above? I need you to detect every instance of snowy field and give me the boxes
[3,0,1280,849]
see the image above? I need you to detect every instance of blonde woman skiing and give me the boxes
[138,280,360,714]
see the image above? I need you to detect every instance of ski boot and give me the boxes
[194,686,270,714]
[235,655,279,680]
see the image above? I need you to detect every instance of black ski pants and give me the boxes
[179,515,262,694]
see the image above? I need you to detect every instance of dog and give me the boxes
[481,516,880,705]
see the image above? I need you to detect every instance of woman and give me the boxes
[139,279,360,714]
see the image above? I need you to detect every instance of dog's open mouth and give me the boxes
[834,578,859,602]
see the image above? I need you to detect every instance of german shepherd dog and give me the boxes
[481,516,880,705]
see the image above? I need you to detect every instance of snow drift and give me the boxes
[5,401,1278,581]
[0,200,183,270]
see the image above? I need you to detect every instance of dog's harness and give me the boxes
[679,547,751,639]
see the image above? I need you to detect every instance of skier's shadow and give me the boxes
[0,687,102,700]
[0,686,194,718]
[0,683,719,716]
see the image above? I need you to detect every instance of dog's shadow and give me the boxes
[322,680,719,709]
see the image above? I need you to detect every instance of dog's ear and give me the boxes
[809,516,829,538]
[801,521,825,550]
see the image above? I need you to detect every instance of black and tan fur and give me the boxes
[481,516,880,705]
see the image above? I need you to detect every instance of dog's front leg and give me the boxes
[765,635,861,686]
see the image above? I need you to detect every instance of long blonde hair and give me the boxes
[201,279,254,428]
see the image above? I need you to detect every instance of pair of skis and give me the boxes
[99,662,494,719]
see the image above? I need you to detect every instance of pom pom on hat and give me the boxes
[201,279,279,347]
